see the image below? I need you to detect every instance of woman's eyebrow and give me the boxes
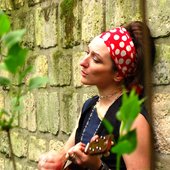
[87,46,102,58]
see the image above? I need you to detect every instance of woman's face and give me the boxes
[80,36,116,88]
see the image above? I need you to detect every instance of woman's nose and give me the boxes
[80,55,89,68]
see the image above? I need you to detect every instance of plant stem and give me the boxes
[116,154,121,170]
[7,130,16,170]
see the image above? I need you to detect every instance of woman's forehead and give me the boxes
[89,36,108,54]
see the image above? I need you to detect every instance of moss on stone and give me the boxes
[60,0,77,47]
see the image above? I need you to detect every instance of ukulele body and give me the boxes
[63,135,113,170]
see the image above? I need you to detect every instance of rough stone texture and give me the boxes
[33,55,48,78]
[0,0,13,11]
[59,0,81,48]
[153,44,170,85]
[60,90,79,134]
[4,159,13,170]
[11,130,28,157]
[82,0,104,42]
[0,0,170,169]
[48,92,60,134]
[49,140,64,152]
[28,136,47,162]
[35,6,58,48]
[12,10,35,49]
[0,91,5,108]
[14,0,25,9]
[49,50,72,86]
[106,0,142,28]
[0,157,4,170]
[152,92,170,154]
[155,152,170,170]
[0,131,9,155]
[146,0,170,37]
[36,91,60,134]
[36,91,49,132]
[20,92,36,131]
[28,0,42,7]
[72,51,85,87]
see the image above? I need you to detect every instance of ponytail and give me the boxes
[123,21,156,93]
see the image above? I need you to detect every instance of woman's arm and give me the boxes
[123,114,152,170]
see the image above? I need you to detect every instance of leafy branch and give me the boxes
[0,11,48,170]
[103,89,144,170]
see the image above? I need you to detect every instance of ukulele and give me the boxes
[63,134,113,170]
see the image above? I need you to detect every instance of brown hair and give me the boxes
[123,21,156,92]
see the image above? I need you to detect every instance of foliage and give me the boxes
[103,89,144,170]
[0,11,48,169]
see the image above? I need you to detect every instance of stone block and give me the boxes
[27,166,38,170]
[108,0,141,28]
[4,159,13,170]
[59,0,81,47]
[60,90,79,134]
[25,54,48,88]
[0,158,4,170]
[0,91,5,108]
[48,92,60,134]
[49,50,72,86]
[153,44,170,85]
[20,92,36,132]
[16,162,23,170]
[81,0,104,42]
[72,51,85,87]
[35,6,58,48]
[33,55,48,78]
[11,130,28,157]
[146,0,170,37]
[12,11,35,49]
[155,152,170,170]
[153,92,170,154]
[28,136,47,162]
[4,94,18,127]
[0,131,9,155]
[36,91,60,133]
[14,0,25,9]
[36,91,49,132]
[49,140,64,152]
[28,0,42,6]
[0,0,13,11]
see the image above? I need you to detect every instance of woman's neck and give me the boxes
[97,85,122,99]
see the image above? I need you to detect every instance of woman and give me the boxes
[38,21,155,170]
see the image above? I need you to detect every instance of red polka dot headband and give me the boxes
[99,27,137,77]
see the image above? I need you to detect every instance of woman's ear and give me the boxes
[113,72,124,82]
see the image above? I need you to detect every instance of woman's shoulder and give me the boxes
[82,95,99,113]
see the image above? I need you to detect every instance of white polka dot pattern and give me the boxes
[100,27,136,77]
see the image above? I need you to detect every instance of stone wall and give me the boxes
[0,0,170,169]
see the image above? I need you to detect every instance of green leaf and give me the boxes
[2,29,26,48]
[0,76,11,86]
[0,11,10,36]
[102,118,114,134]
[116,89,143,133]
[0,109,13,130]
[111,130,137,154]
[19,65,33,83]
[28,77,48,90]
[11,96,24,112]
[4,43,28,74]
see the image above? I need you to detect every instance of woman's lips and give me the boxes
[81,70,88,77]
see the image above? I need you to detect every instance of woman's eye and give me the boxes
[92,56,100,63]
[85,50,89,55]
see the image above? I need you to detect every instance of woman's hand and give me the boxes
[38,150,66,170]
[67,142,102,170]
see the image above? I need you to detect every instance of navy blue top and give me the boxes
[74,95,149,170]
